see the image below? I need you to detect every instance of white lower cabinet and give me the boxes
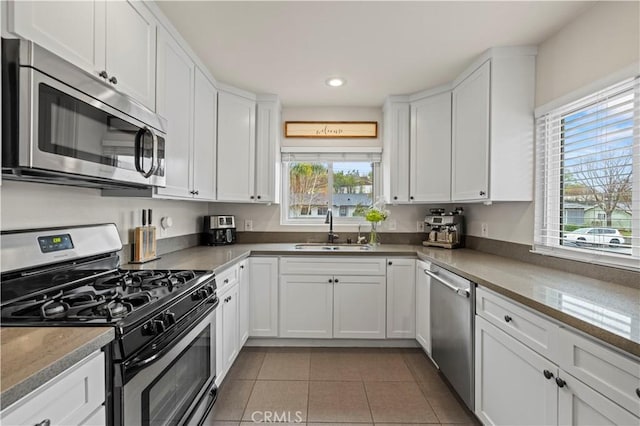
[249,257,279,337]
[333,275,386,339]
[238,259,250,346]
[1,350,106,426]
[217,281,239,383]
[280,275,334,338]
[475,316,558,426]
[557,370,640,426]
[278,257,388,339]
[476,287,640,426]
[415,260,431,354]
[386,258,416,338]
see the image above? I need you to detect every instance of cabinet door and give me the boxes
[558,371,639,426]
[105,0,156,109]
[221,283,239,375]
[238,259,250,346]
[475,317,558,426]
[279,275,333,338]
[192,68,217,201]
[383,100,410,203]
[255,99,280,203]
[333,275,386,339]
[249,257,278,337]
[8,0,106,78]
[386,259,416,338]
[415,261,431,354]
[217,91,256,202]
[410,92,452,202]
[1,351,105,426]
[155,28,193,199]
[451,60,490,201]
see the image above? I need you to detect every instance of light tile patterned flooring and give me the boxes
[203,347,480,425]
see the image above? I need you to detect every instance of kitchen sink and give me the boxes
[294,243,373,251]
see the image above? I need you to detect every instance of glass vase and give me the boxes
[369,222,379,246]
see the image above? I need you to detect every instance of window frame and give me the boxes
[280,160,381,226]
[534,75,640,271]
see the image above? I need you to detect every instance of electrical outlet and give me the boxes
[481,222,489,237]
[417,221,425,232]
[244,219,253,232]
[387,219,397,231]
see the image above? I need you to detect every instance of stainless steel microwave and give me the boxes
[1,38,167,189]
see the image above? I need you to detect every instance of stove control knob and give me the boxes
[192,291,205,301]
[153,319,166,334]
[142,321,156,336]
[198,288,209,299]
[164,312,176,326]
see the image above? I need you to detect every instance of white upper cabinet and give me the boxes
[217,90,257,202]
[9,0,156,110]
[155,28,193,199]
[191,68,218,201]
[410,91,452,202]
[104,0,156,109]
[382,97,410,204]
[8,1,106,76]
[451,49,536,202]
[255,96,282,204]
[451,61,491,202]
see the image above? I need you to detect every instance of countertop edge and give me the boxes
[1,328,115,409]
[414,252,640,358]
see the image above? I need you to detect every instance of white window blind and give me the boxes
[534,77,640,270]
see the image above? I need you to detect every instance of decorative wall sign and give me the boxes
[284,121,378,138]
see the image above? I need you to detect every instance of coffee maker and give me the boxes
[203,215,237,246]
[423,208,464,249]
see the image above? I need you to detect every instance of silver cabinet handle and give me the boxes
[424,269,470,298]
[35,420,51,426]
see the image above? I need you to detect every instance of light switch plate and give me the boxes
[481,223,489,237]
[417,221,425,232]
[244,219,253,232]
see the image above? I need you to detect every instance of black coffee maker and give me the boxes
[203,215,237,246]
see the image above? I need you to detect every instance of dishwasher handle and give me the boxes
[424,269,470,298]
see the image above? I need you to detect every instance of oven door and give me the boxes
[122,309,216,426]
[20,66,166,187]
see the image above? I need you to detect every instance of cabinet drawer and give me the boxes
[280,257,386,276]
[476,287,559,359]
[557,327,640,417]
[2,351,105,426]
[216,263,239,291]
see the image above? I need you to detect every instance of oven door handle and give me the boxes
[124,295,219,380]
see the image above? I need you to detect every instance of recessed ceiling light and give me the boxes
[326,77,346,87]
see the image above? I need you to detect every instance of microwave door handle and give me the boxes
[148,128,159,177]
[135,127,157,178]
[134,127,145,174]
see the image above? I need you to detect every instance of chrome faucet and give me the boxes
[324,209,339,243]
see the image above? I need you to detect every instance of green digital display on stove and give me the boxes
[38,234,74,253]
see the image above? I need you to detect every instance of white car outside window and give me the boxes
[563,228,625,247]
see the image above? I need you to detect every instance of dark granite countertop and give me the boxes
[0,327,114,408]
[124,243,640,358]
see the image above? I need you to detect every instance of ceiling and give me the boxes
[157,1,593,107]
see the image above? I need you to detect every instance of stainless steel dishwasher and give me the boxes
[425,263,475,411]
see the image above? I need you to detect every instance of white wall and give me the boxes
[0,181,207,244]
[464,1,639,246]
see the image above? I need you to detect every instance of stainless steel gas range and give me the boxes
[0,224,219,426]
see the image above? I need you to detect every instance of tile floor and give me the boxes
[203,347,480,425]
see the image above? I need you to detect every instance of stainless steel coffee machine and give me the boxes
[423,208,464,249]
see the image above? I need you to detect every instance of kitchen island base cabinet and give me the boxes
[279,275,333,338]
[1,350,106,426]
[249,257,279,337]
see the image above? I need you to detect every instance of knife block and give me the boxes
[132,226,158,263]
